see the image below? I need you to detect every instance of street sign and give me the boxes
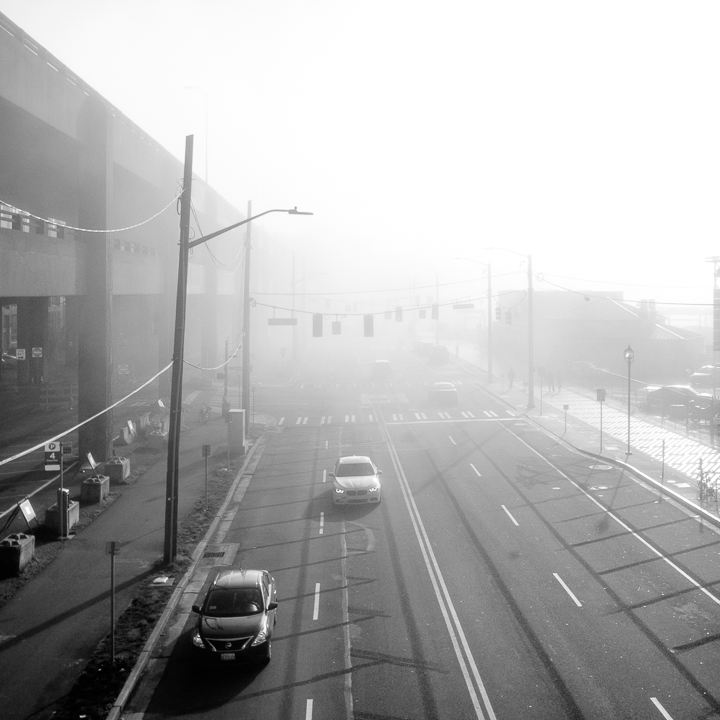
[31,346,43,358]
[202,444,211,458]
[596,388,606,402]
[15,348,26,360]
[44,441,61,471]
[18,499,36,527]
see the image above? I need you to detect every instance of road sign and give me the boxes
[44,441,62,471]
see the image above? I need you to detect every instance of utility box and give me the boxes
[45,490,79,536]
[80,474,110,504]
[0,533,35,576]
[104,456,131,483]
[228,408,246,455]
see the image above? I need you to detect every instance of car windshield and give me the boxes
[205,587,263,617]
[336,462,375,477]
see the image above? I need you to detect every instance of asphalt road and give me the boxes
[124,349,720,720]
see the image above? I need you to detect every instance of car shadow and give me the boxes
[146,633,268,714]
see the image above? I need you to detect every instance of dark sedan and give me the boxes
[641,384,713,419]
[191,568,278,664]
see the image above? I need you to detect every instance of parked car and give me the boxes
[330,455,382,505]
[641,384,713,419]
[191,568,278,664]
[688,365,720,390]
[428,381,458,406]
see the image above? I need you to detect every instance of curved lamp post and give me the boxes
[164,135,313,563]
[624,345,634,455]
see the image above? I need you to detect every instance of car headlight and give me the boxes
[191,629,206,649]
[251,620,269,646]
[334,486,345,494]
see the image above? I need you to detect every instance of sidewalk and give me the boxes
[0,380,240,720]
[460,354,720,525]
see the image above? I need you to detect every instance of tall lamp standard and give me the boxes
[624,345,634,455]
[163,135,313,563]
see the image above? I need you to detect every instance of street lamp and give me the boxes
[163,135,313,564]
[624,345,634,455]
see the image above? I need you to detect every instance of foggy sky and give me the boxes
[3,0,720,310]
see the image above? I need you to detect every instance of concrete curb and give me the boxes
[468,361,720,530]
[107,437,267,720]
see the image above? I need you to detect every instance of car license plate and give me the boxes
[220,653,235,661]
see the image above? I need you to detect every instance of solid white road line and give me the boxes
[449,435,457,446]
[470,463,482,478]
[322,469,327,483]
[553,572,582,607]
[340,523,354,719]
[278,416,285,425]
[313,582,321,620]
[305,698,313,720]
[319,512,324,535]
[501,504,519,526]
[382,424,497,720]
[650,697,674,719]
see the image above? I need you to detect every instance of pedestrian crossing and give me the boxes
[275,408,516,427]
[545,391,720,482]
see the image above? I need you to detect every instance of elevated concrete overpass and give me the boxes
[0,11,244,461]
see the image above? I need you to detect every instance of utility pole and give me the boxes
[527,254,535,409]
[487,263,492,382]
[242,201,252,434]
[435,273,439,345]
[163,135,193,565]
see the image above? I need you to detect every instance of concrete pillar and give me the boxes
[16,297,48,386]
[77,96,113,462]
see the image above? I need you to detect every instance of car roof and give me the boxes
[337,455,373,464]
[432,381,455,388]
[212,568,264,589]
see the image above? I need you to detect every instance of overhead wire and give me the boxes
[0,188,183,234]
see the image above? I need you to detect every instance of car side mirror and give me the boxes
[377,469,382,475]
[191,604,201,614]
[268,601,278,611]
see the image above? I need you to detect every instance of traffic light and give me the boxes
[364,314,374,337]
[395,306,403,322]
[313,313,323,337]
[495,306,501,320]
[505,310,512,325]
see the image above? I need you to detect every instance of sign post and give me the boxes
[106,541,119,663]
[596,389,607,453]
[46,441,67,537]
[202,444,211,510]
